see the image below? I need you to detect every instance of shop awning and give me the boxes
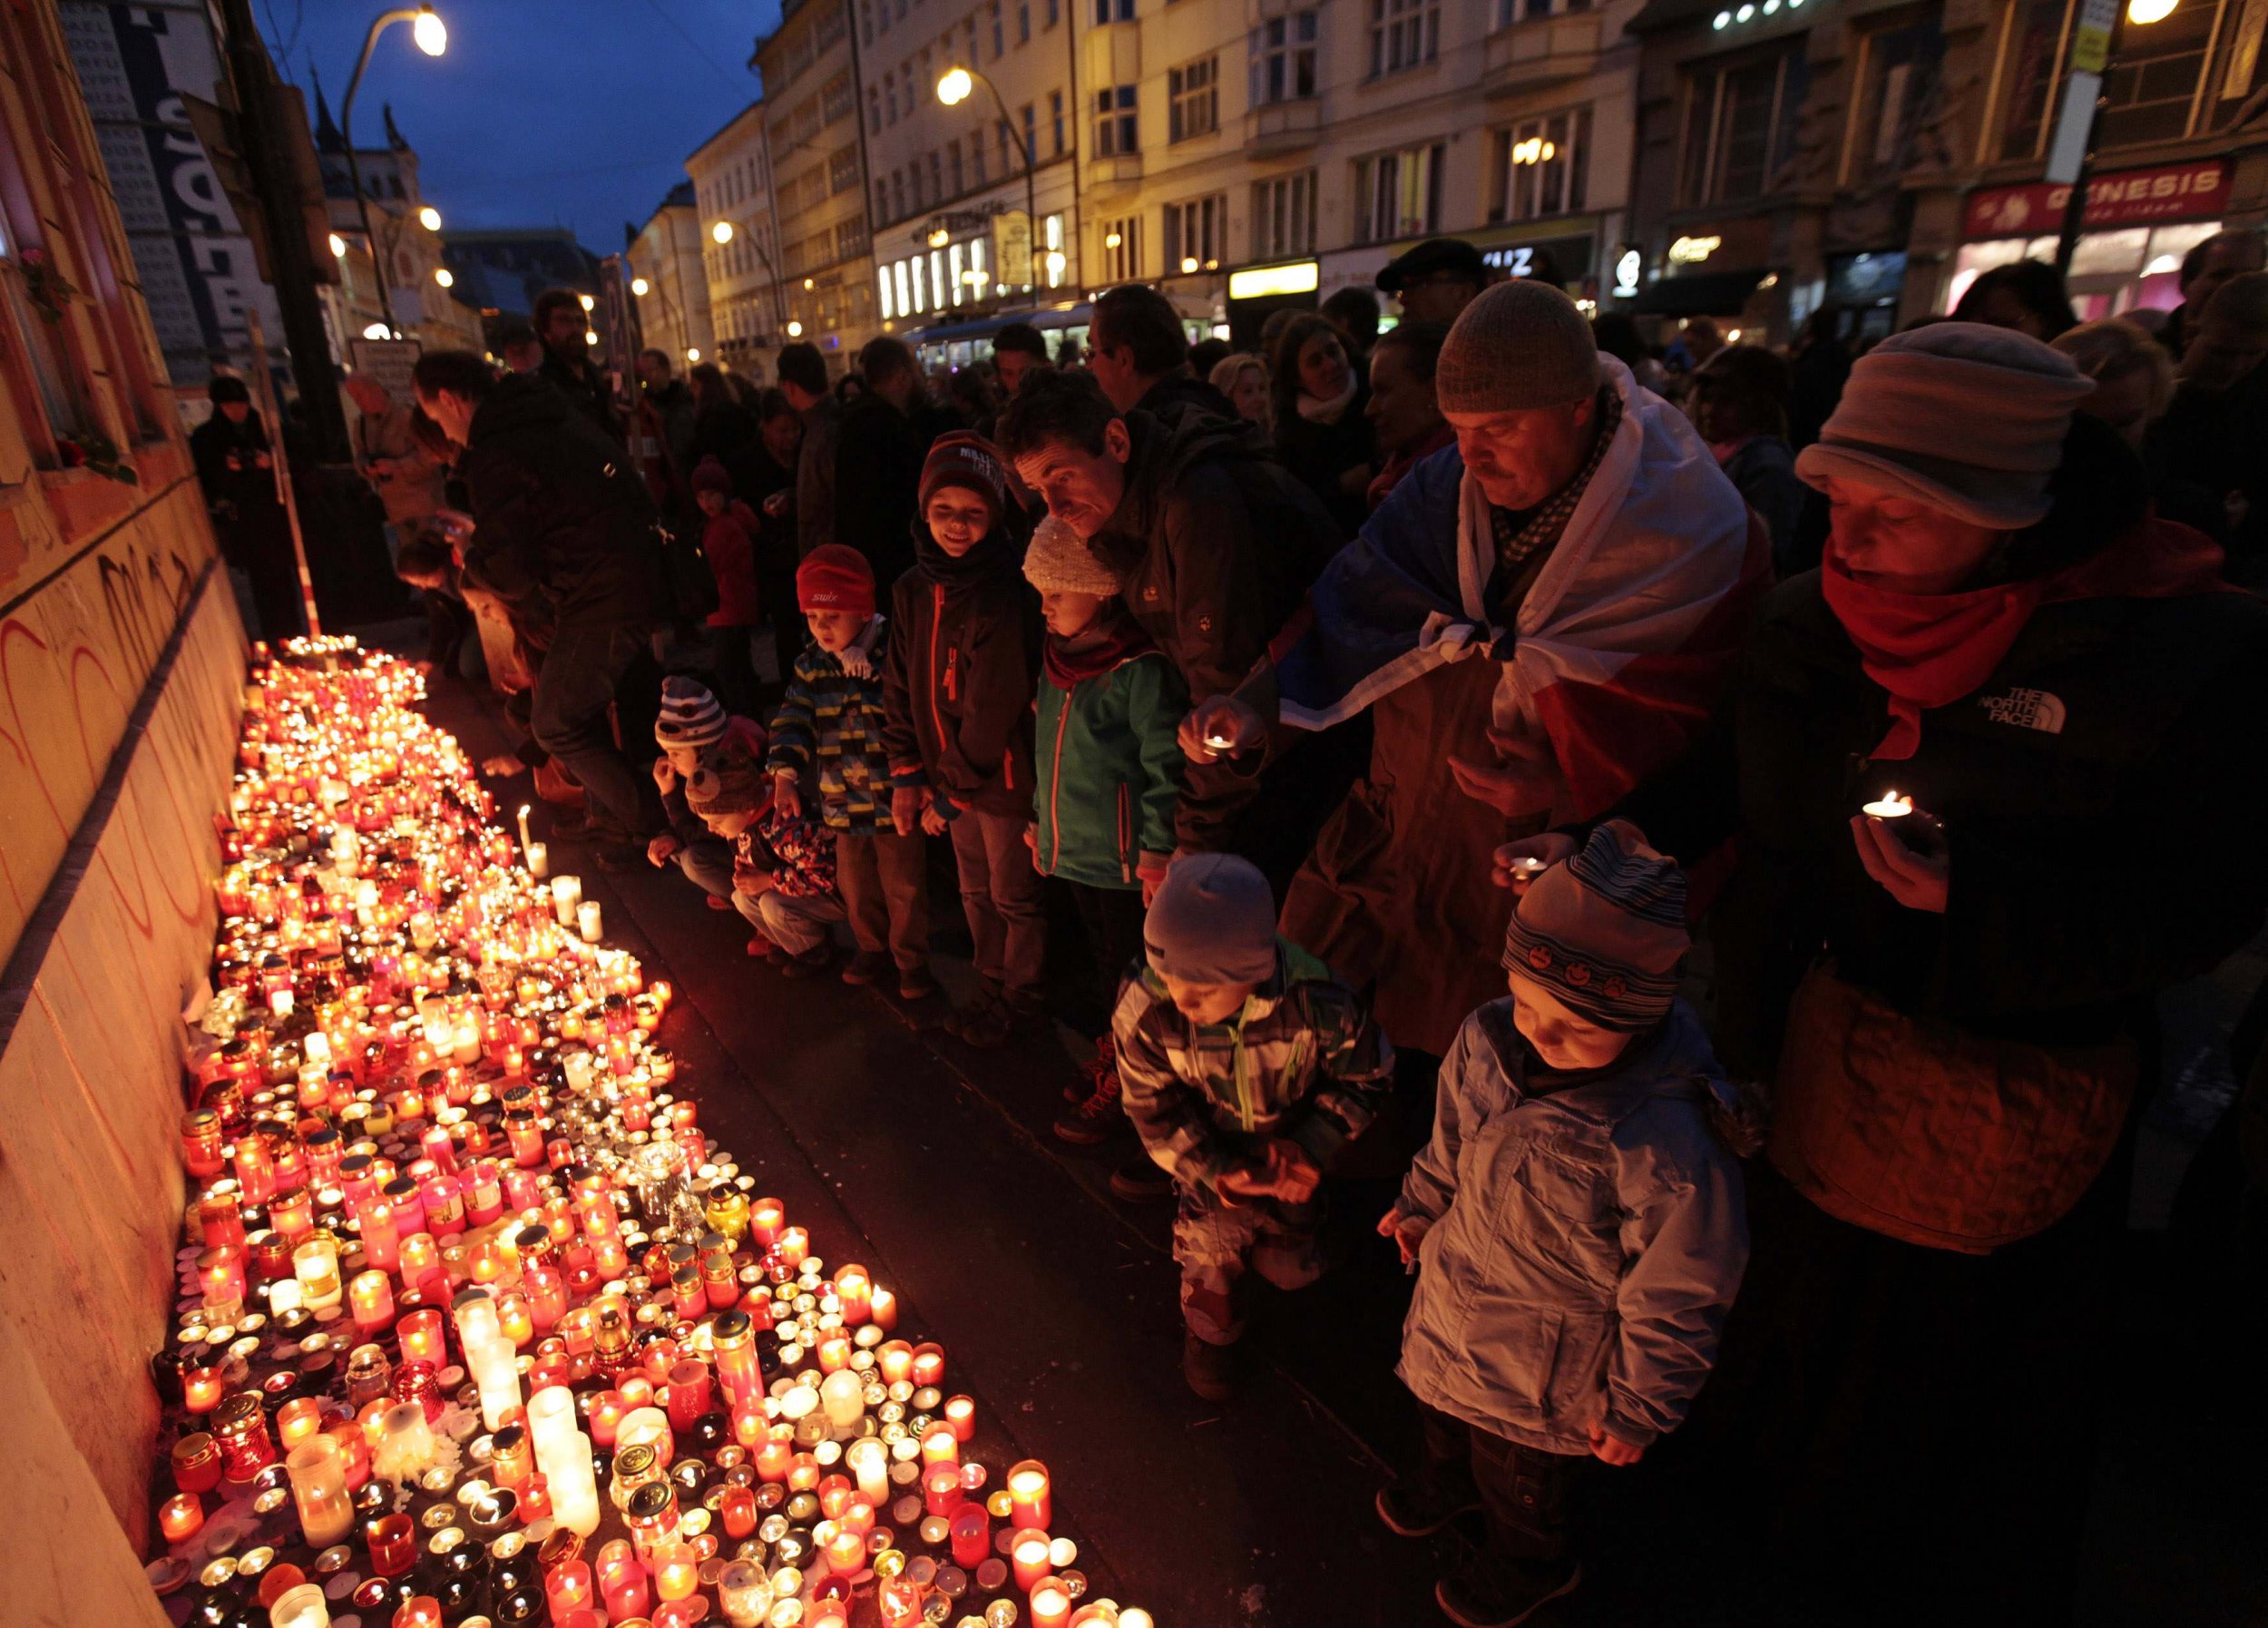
[1632,268,1771,316]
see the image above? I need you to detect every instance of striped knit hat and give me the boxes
[1501,819,1687,1032]
[655,676,728,750]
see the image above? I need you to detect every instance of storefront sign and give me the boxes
[1228,260,1319,300]
[1668,234,1723,265]
[1962,162,2229,239]
[1612,247,1642,299]
[1479,232,1597,287]
[993,211,1033,288]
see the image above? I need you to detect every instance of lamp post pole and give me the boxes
[342,7,445,337]
[942,66,1040,304]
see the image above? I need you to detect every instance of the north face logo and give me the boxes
[1980,687,2067,733]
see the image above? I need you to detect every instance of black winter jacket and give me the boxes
[1090,407,1344,850]
[881,526,1041,819]
[830,395,961,588]
[457,373,661,630]
[1627,554,2268,1077]
[1274,378,1378,538]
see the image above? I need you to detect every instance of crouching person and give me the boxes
[684,739,843,965]
[1376,820,1751,1628]
[1114,854,1393,1400]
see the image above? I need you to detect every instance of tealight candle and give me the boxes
[1862,789,1914,820]
[159,1492,205,1544]
[267,1581,331,1628]
[717,1558,773,1627]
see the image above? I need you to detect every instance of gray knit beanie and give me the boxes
[1022,515,1120,596]
[1144,854,1278,986]
[1436,280,1602,414]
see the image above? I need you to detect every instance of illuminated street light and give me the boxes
[434,267,453,288]
[418,204,442,231]
[2127,0,2175,18]
[787,319,805,337]
[928,228,950,249]
[584,331,598,346]
[936,66,974,106]
[1179,256,1198,274]
[362,322,390,338]
[712,221,734,244]
[578,292,595,312]
[804,278,816,290]
[631,277,650,296]
[342,6,448,339]
[1105,230,1122,250]
[412,5,446,54]
[686,348,700,362]
[329,232,348,258]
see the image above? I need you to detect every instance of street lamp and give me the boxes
[342,5,446,338]
[2052,0,2176,270]
[434,267,453,288]
[936,64,1039,303]
[712,221,734,245]
[631,277,650,297]
[418,204,442,231]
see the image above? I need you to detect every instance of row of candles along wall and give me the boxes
[159,640,1152,1628]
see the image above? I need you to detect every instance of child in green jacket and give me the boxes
[1023,515,1186,1151]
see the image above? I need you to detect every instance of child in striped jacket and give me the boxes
[766,545,933,994]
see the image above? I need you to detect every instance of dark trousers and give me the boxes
[947,809,1047,997]
[836,829,929,970]
[1065,880,1145,1034]
[1416,1402,1582,1569]
[529,613,664,839]
[710,623,762,719]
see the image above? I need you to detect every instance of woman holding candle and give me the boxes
[1589,323,2268,1624]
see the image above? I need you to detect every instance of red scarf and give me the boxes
[1822,516,2228,760]
[1042,612,1155,690]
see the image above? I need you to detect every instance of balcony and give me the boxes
[1244,100,1322,154]
[1086,153,1144,195]
[1482,12,1603,97]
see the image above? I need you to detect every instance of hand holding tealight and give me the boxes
[1491,831,1579,891]
[1853,789,1948,914]
[1179,695,1265,764]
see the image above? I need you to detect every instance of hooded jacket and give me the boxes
[456,372,661,629]
[1089,407,1344,849]
[1030,613,1185,888]
[1397,998,1748,1456]
[881,525,1041,819]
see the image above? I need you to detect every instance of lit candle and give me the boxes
[577,900,602,943]
[653,1540,701,1602]
[398,1308,446,1367]
[943,1394,976,1442]
[867,1285,898,1330]
[717,1558,774,1627]
[845,1437,890,1505]
[183,1362,226,1414]
[524,841,548,879]
[1006,1459,1051,1529]
[1862,789,1914,820]
[1011,1526,1052,1591]
[834,1264,871,1324]
[544,1558,595,1619]
[470,1334,523,1431]
[267,1581,332,1628]
[819,1368,865,1437]
[517,804,533,849]
[950,1502,990,1568]
[287,1437,355,1545]
[908,1342,946,1388]
[551,876,582,927]
[924,1461,963,1516]
[292,1236,343,1309]
[1030,1577,1074,1628]
[158,1492,204,1544]
[348,1270,394,1337]
[920,1423,959,1466]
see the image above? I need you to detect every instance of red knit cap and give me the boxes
[796,544,875,618]
[690,456,733,497]
[918,431,1007,524]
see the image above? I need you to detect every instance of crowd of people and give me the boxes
[196,233,2268,1626]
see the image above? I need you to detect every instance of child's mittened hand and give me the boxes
[646,834,680,867]
[1586,1422,1646,1466]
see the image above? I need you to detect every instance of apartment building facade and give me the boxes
[627,181,718,369]
[687,103,783,377]
[752,0,880,369]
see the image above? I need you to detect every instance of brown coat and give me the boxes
[1278,654,1534,1055]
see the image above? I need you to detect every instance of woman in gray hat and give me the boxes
[1586,320,2265,1624]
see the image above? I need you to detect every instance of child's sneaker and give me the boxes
[1373,1477,1481,1538]
[778,946,836,979]
[706,893,733,910]
[1051,1060,1124,1145]
[1434,1557,1582,1628]
[745,931,777,958]
[1107,1159,1173,1201]
[1181,1331,1238,1401]
[840,949,891,986]
[1065,1033,1116,1102]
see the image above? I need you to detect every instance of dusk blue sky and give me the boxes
[262,0,777,251]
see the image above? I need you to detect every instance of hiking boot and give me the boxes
[1108,1159,1173,1201]
[777,946,836,978]
[1182,1332,1238,1402]
[841,950,891,986]
[1051,1058,1125,1145]
[956,998,1014,1049]
[896,964,939,1001]
[1434,1558,1583,1628]
[1066,1032,1117,1103]
[1374,1477,1482,1538]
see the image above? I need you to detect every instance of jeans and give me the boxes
[529,612,664,839]
[947,809,1047,997]
[673,836,736,900]
[1413,1400,1582,1569]
[752,888,846,956]
[836,829,929,970]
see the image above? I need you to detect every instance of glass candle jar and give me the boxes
[366,1512,417,1577]
[292,1236,343,1310]
[171,1432,222,1495]
[212,1392,278,1481]
[182,1110,228,1178]
[288,1437,355,1547]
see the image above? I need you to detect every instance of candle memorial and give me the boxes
[141,638,1152,1626]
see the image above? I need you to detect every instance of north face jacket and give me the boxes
[1397,999,1747,1456]
[881,525,1040,820]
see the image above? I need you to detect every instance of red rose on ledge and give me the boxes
[56,436,87,467]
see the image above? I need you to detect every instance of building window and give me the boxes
[1101,216,1144,280]
[1491,106,1590,221]
[824,71,855,124]
[973,130,989,185]
[838,215,869,258]
[1096,0,1134,21]
[1020,2,1031,41]
[1045,212,1067,285]
[1022,103,1038,163]
[952,141,966,194]
[1250,12,1320,104]
[1051,89,1067,153]
[1168,55,1219,142]
[1095,85,1139,153]
[875,179,890,220]
[992,1,1006,54]
[2005,0,2227,155]
[870,85,884,132]
[1845,15,1945,179]
[830,144,861,194]
[1679,48,1807,205]
[1163,194,1226,272]
[880,266,895,318]
[1354,141,1444,242]
[1048,0,1061,24]
[1251,171,1318,259]
[1368,0,1440,78]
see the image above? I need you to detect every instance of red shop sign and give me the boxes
[1961,161,2229,240]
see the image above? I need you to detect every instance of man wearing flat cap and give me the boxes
[1376,239,1488,326]
[1187,280,1766,1055]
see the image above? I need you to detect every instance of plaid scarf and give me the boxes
[1489,387,1624,576]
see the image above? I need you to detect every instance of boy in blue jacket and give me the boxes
[1376,821,1751,1628]
[1018,515,1186,1150]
